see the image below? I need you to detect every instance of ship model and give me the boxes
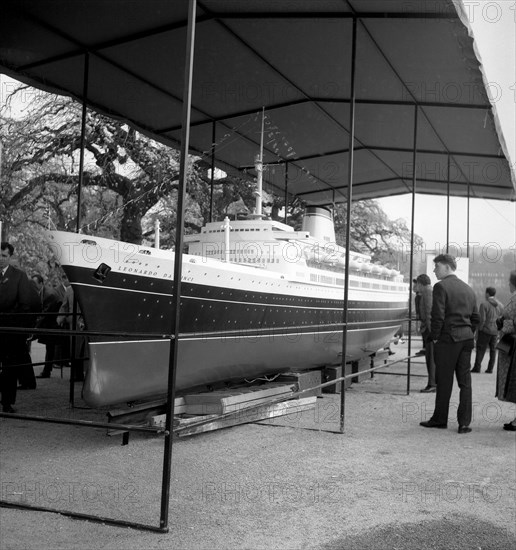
[48,135,409,407]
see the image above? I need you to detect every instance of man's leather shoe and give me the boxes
[458,426,472,434]
[17,385,36,390]
[503,423,516,431]
[420,420,447,428]
[37,373,51,378]
[2,406,16,413]
[470,369,480,373]
[420,386,436,393]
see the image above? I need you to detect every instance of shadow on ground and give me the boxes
[320,516,514,550]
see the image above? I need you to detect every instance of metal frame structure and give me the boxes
[0,0,511,533]
[0,0,198,533]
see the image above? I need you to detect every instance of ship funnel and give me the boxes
[301,206,336,244]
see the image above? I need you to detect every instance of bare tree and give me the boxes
[0,83,421,278]
[334,200,423,271]
[1,86,204,244]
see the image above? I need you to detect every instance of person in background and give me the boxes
[16,337,37,390]
[415,274,436,393]
[420,254,479,434]
[31,273,63,379]
[56,277,85,382]
[413,278,425,356]
[471,287,503,374]
[52,272,72,375]
[494,271,516,432]
[54,271,69,304]
[0,242,40,412]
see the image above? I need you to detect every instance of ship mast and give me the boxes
[251,107,265,219]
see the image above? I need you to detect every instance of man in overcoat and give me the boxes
[420,254,479,434]
[0,242,40,412]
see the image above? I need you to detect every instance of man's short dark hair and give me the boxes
[486,287,496,297]
[433,253,457,271]
[0,242,14,256]
[0,241,14,256]
[416,274,431,286]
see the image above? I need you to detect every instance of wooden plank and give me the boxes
[352,356,373,383]
[277,370,323,397]
[322,364,354,393]
[183,383,296,415]
[108,397,186,428]
[174,397,317,438]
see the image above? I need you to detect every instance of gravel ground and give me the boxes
[1,341,515,550]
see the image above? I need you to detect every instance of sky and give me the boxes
[379,0,516,252]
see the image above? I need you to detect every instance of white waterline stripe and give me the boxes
[90,325,401,346]
[74,282,407,313]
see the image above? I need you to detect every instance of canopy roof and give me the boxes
[1,0,514,205]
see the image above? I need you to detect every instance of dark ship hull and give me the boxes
[49,209,409,407]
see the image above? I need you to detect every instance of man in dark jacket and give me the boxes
[471,287,502,374]
[0,242,40,412]
[415,273,436,392]
[420,254,479,434]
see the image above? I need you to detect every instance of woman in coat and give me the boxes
[496,270,516,431]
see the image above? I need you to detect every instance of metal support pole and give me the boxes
[446,155,450,254]
[284,163,289,224]
[0,139,3,240]
[339,16,357,434]
[407,105,419,396]
[76,53,89,237]
[466,180,470,259]
[209,120,216,222]
[159,0,196,533]
[69,52,90,407]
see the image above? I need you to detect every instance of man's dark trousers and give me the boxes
[0,346,25,408]
[431,337,474,426]
[473,331,497,372]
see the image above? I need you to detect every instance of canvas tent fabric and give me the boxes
[0,0,514,205]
